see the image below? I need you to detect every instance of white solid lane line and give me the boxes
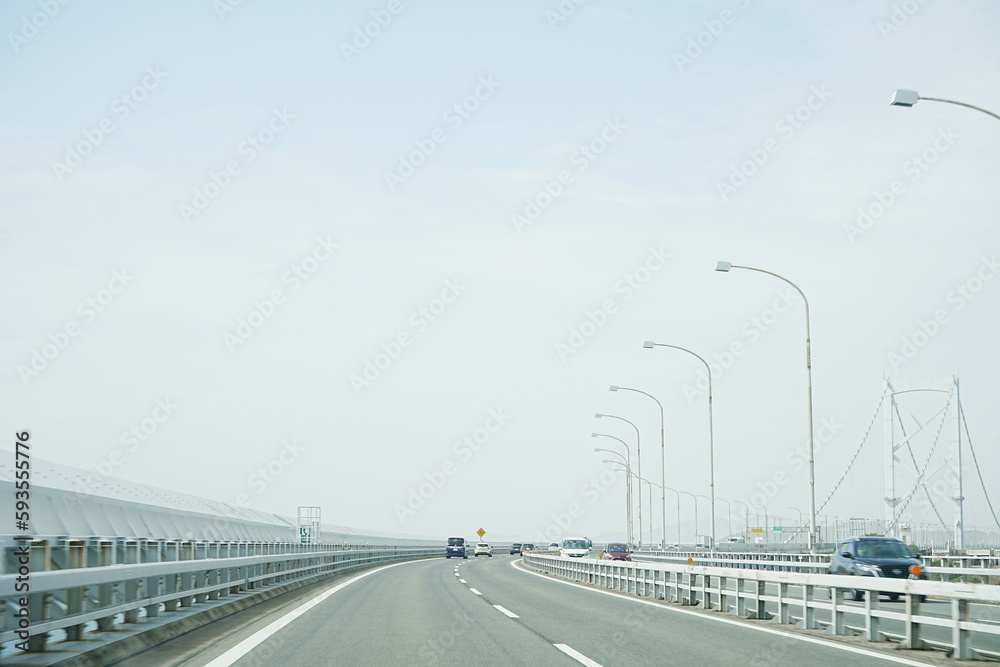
[493,604,519,619]
[469,588,483,595]
[511,560,940,667]
[203,560,420,667]
[554,643,604,666]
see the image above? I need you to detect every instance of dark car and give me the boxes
[828,537,927,601]
[445,537,469,559]
[510,542,523,555]
[601,542,633,561]
[519,543,536,554]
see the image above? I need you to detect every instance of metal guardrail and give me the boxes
[635,550,1000,584]
[1,536,440,660]
[524,553,1000,660]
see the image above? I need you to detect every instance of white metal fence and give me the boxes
[524,553,1000,660]
[1,536,439,661]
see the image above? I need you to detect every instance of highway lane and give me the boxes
[217,556,588,666]
[476,557,946,666]
[169,554,951,666]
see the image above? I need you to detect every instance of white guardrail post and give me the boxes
[522,553,1000,660]
[1,537,441,661]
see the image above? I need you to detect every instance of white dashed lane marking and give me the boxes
[554,644,604,666]
[493,604,519,618]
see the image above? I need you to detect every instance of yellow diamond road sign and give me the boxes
[476,528,486,538]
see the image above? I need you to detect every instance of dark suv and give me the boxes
[510,543,522,555]
[828,537,927,601]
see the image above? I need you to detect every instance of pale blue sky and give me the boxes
[2,1,999,543]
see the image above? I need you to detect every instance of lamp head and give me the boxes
[594,413,603,418]
[642,340,655,349]
[609,385,619,392]
[890,89,920,107]
[590,432,598,438]
[715,261,732,272]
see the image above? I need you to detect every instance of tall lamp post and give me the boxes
[751,501,769,543]
[716,496,732,540]
[889,89,1000,122]
[610,385,664,550]
[593,432,637,544]
[679,490,698,543]
[733,499,751,541]
[643,341,716,549]
[662,485,682,547]
[716,261,818,553]
[595,413,642,547]
[610,466,660,550]
[597,452,631,540]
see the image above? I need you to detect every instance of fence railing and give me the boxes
[1,536,440,660]
[524,553,1000,661]
[634,550,1000,584]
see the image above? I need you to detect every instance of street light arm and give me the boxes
[595,448,627,465]
[644,341,717,550]
[919,97,1000,121]
[727,265,811,323]
[717,262,817,553]
[612,385,662,549]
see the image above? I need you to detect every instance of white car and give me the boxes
[474,543,493,557]
[561,537,590,558]
[547,542,560,553]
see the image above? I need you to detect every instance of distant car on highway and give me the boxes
[510,543,522,555]
[445,537,469,559]
[600,542,633,561]
[547,542,560,553]
[561,537,590,558]
[828,537,927,601]
[474,543,493,557]
[519,543,536,554]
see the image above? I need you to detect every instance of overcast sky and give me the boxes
[2,0,998,546]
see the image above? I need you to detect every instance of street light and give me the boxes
[716,497,732,540]
[599,457,631,540]
[610,385,664,554]
[678,490,698,543]
[733,499,751,541]
[786,506,806,546]
[595,412,642,547]
[751,501,769,543]
[595,446,631,539]
[643,341,716,550]
[716,261,818,553]
[609,466,658,550]
[593,433,634,543]
[889,89,1000,122]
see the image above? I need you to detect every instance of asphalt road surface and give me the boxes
[143,555,958,666]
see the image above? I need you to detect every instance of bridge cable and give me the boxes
[891,401,950,533]
[960,401,1000,532]
[884,385,953,533]
[816,384,888,515]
